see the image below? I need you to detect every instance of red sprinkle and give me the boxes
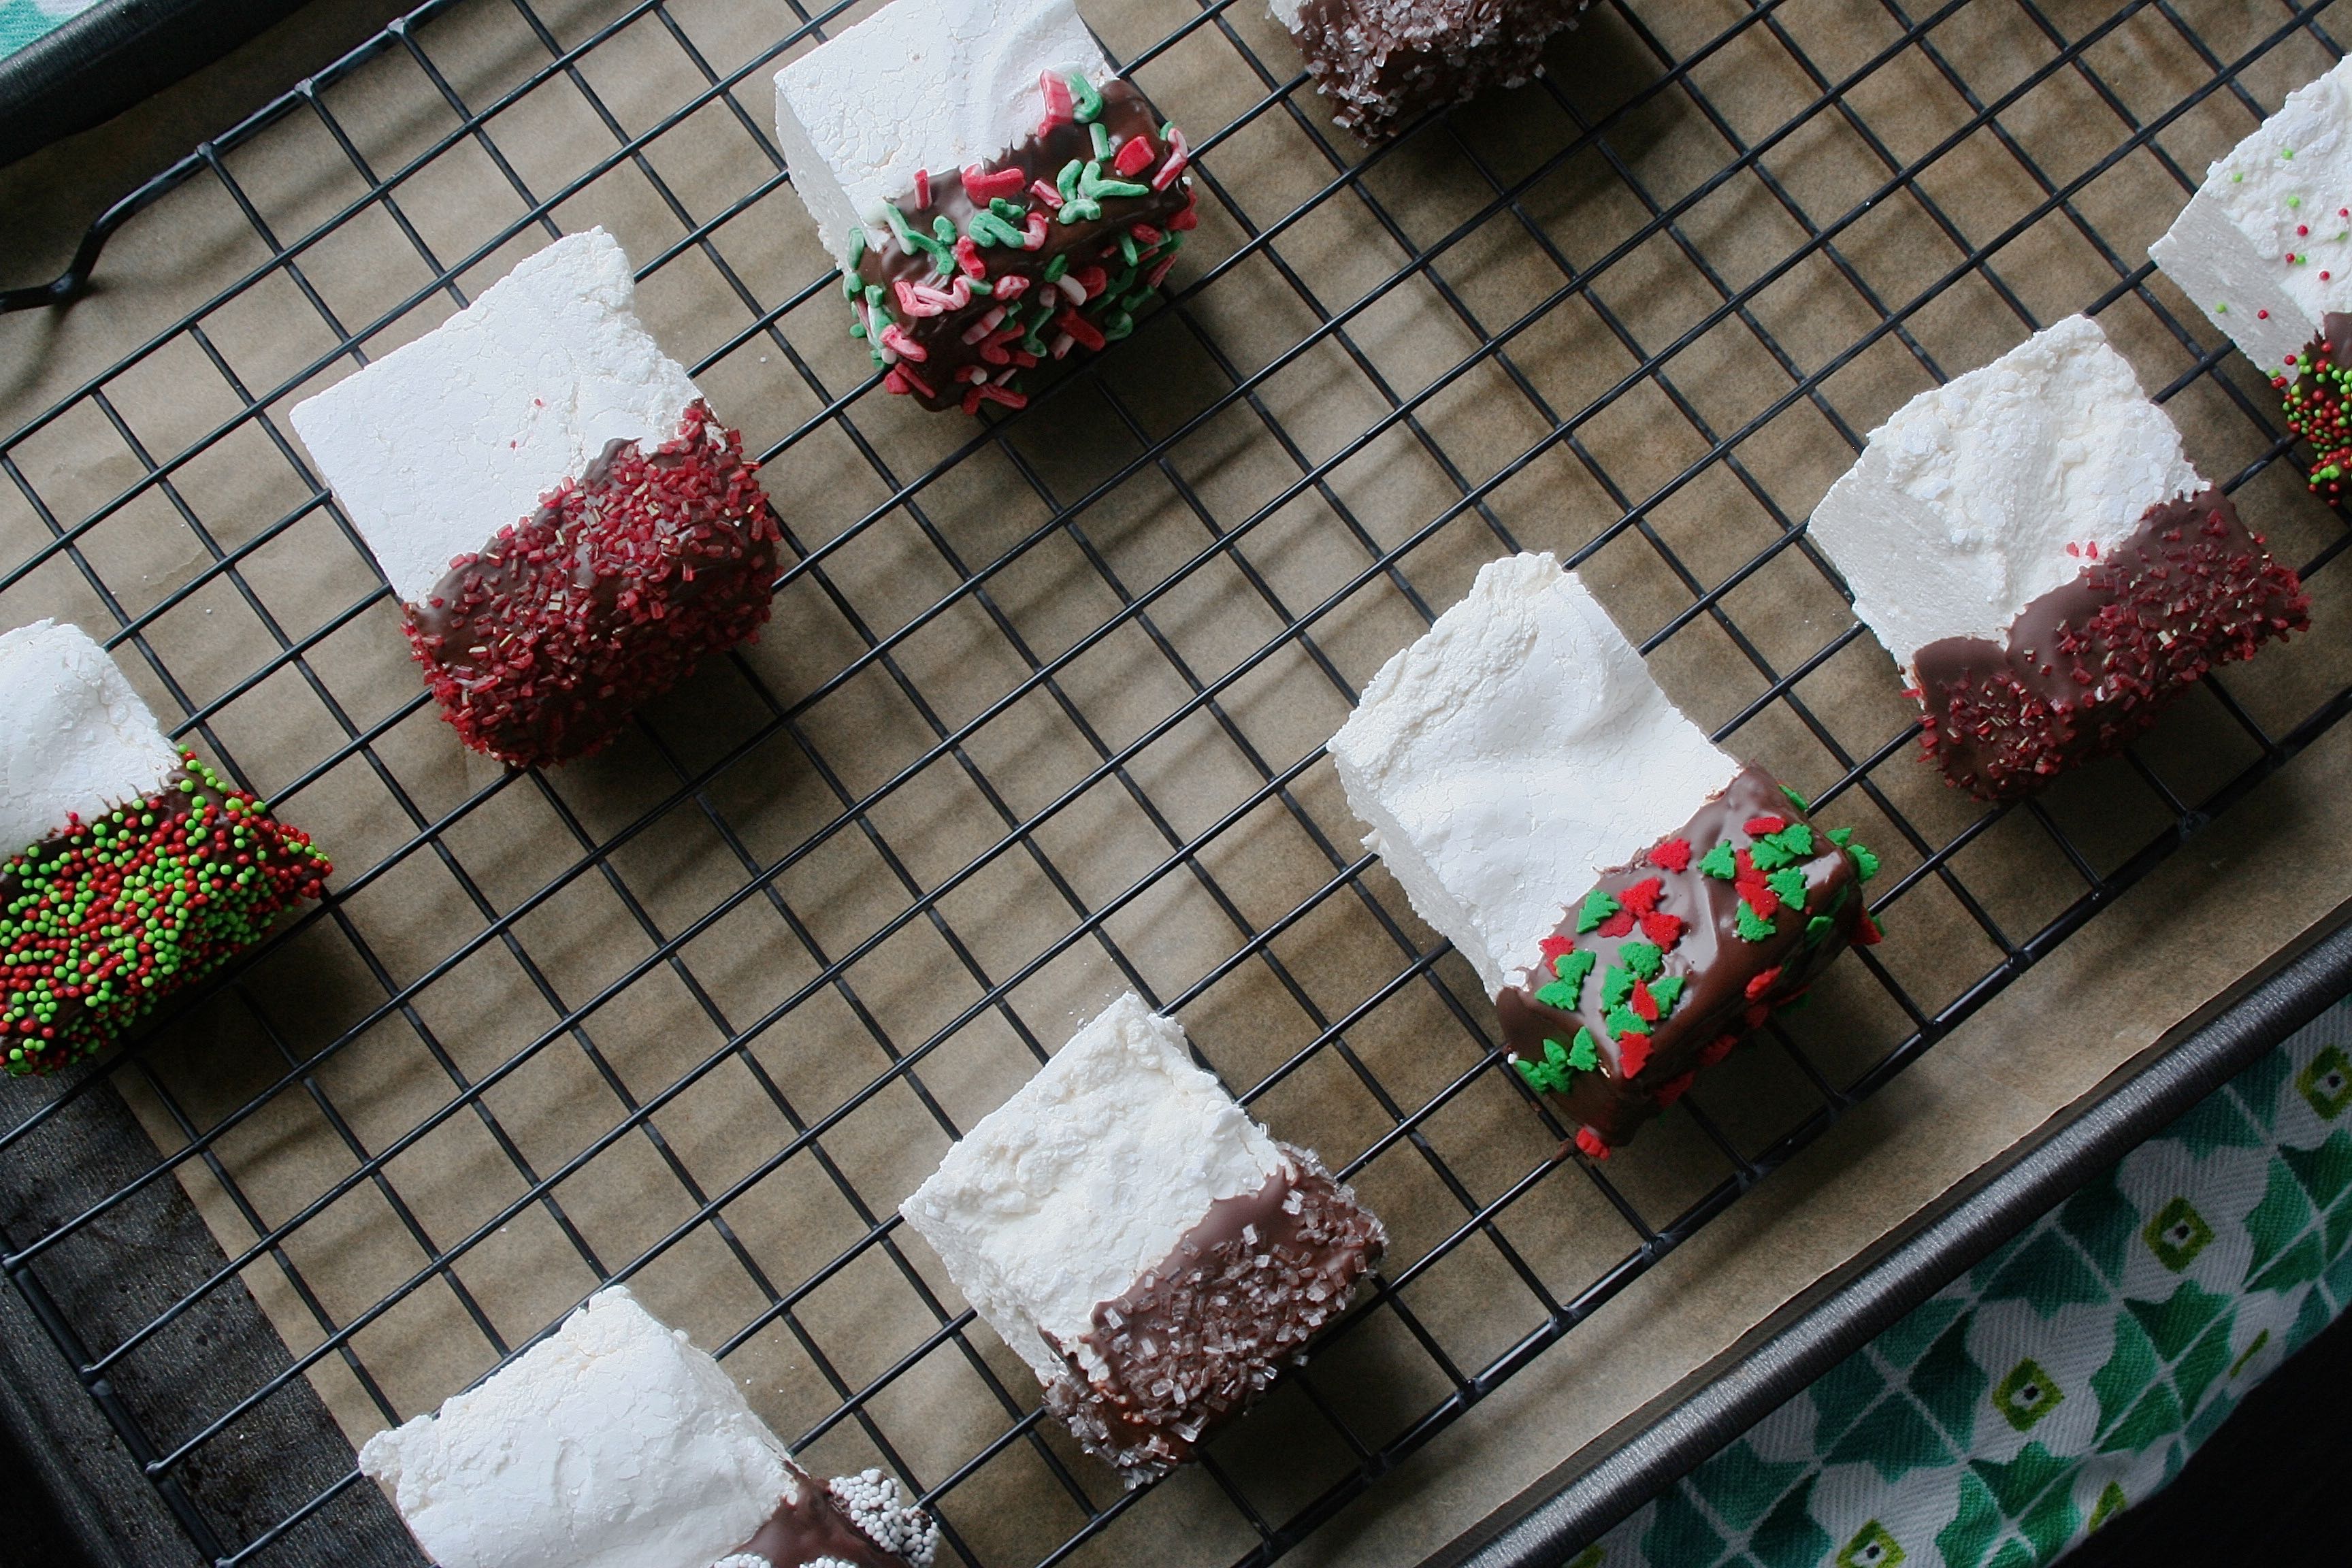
[1617,1034,1652,1077]
[1650,837,1693,872]
[1619,877,1663,917]
[1030,178,1064,210]
[1745,966,1782,1000]
[1630,981,1659,1023]
[1037,70,1074,131]
[1574,1127,1611,1160]
[914,168,930,208]
[1654,1072,1696,1108]
[1743,815,1787,838]
[1595,909,1637,938]
[405,403,779,768]
[1697,1034,1739,1068]
[1113,134,1157,178]
[1537,933,1577,965]
[1639,911,1685,949]
[1855,913,1883,946]
[962,163,1026,201]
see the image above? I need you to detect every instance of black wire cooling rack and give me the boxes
[2,0,2350,1563]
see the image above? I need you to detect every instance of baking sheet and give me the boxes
[1,0,2348,1561]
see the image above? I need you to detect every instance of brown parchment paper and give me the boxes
[3,0,2349,1562]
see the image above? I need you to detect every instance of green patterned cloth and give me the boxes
[1578,997,2352,1568]
[0,0,95,61]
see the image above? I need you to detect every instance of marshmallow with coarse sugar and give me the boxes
[900,993,1384,1484]
[289,228,780,770]
[0,620,330,1075]
[358,1286,937,1568]
[1809,314,2305,800]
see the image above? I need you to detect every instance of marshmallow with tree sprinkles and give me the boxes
[288,229,781,770]
[2149,54,2352,382]
[1326,553,1878,1154]
[1808,314,2306,801]
[898,993,1385,1485]
[1272,0,1592,142]
[774,0,1196,414]
[0,620,329,1075]
[359,1286,937,1568]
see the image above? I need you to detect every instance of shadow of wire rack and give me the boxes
[1,0,2349,1561]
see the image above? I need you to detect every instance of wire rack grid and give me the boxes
[0,0,2348,1562]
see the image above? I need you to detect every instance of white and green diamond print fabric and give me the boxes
[1577,996,2352,1568]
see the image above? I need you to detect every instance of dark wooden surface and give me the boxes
[0,1068,420,1567]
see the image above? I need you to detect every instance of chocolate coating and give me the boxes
[1497,767,1864,1148]
[406,403,779,769]
[730,1473,913,1568]
[1289,0,1592,142]
[1910,489,2306,800]
[1042,1147,1384,1484]
[850,78,1194,412]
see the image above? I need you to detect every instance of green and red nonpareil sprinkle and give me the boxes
[2281,328,2352,504]
[0,753,330,1075]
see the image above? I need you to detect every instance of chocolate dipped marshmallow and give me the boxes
[774,0,1196,414]
[1273,0,1591,142]
[1809,314,2306,800]
[899,992,1384,1485]
[289,229,780,769]
[1326,553,1880,1154]
[360,1286,937,1568]
[0,620,330,1075]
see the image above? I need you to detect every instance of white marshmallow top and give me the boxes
[774,0,1107,266]
[0,621,180,856]
[1326,553,1737,998]
[289,228,702,606]
[358,1286,798,1568]
[899,993,1286,1388]
[2151,54,2352,375]
[1807,314,2202,678]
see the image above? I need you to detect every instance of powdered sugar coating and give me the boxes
[1808,314,2202,676]
[359,1287,797,1568]
[773,0,1105,266]
[0,620,180,856]
[899,992,1285,1386]
[2151,54,2352,374]
[289,229,701,605]
[1326,553,1737,996]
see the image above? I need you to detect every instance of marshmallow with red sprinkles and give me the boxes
[0,619,330,1075]
[774,0,1197,414]
[1326,555,1876,1152]
[289,228,781,768]
[1808,314,2306,800]
[900,993,1384,1485]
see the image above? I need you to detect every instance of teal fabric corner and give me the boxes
[1579,994,2352,1567]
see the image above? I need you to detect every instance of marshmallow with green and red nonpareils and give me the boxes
[2150,54,2352,378]
[0,619,330,1075]
[289,228,780,768]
